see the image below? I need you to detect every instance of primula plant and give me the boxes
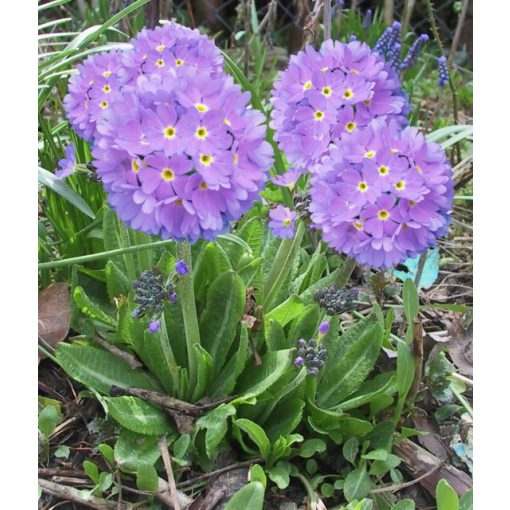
[38,1,473,509]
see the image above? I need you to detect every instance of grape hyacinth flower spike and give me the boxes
[400,34,429,70]
[294,322,330,376]
[437,55,449,86]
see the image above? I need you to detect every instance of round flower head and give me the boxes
[64,23,273,242]
[270,39,409,171]
[309,120,454,269]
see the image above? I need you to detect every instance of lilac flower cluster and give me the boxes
[437,56,449,86]
[373,21,401,60]
[270,39,409,172]
[63,23,273,241]
[269,205,296,238]
[309,119,454,269]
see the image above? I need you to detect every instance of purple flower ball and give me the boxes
[148,320,160,333]
[63,22,274,242]
[169,292,177,303]
[309,368,318,377]
[309,119,454,269]
[270,39,409,171]
[294,356,304,367]
[297,338,306,347]
[174,259,189,275]
[269,205,296,239]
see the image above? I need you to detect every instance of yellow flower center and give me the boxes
[409,200,416,208]
[364,150,376,159]
[391,148,399,153]
[100,101,108,109]
[283,218,292,227]
[102,84,111,93]
[84,100,88,109]
[233,153,239,165]
[103,71,111,77]
[321,67,329,73]
[200,154,213,166]
[303,80,312,90]
[224,118,231,126]
[343,89,353,99]
[378,210,390,221]
[195,103,208,112]
[357,181,368,192]
[314,110,325,121]
[156,59,165,68]
[394,180,406,190]
[416,165,423,173]
[156,44,165,52]
[161,168,175,181]
[364,99,372,106]
[196,127,208,139]
[131,160,140,173]
[351,69,359,75]
[175,58,184,67]
[200,182,208,190]
[353,221,364,231]
[175,199,183,206]
[345,121,356,132]
[378,165,389,176]
[322,86,332,97]
[164,126,176,139]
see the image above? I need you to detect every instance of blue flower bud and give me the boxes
[148,320,160,333]
[174,260,189,276]
[319,321,330,335]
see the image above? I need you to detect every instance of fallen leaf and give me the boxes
[38,283,71,361]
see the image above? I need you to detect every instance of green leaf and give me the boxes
[105,260,130,300]
[343,466,373,502]
[83,461,99,484]
[362,449,389,461]
[98,444,114,466]
[136,464,159,493]
[73,286,117,328]
[114,429,161,473]
[99,472,113,492]
[338,374,397,412]
[337,417,374,437]
[318,318,383,407]
[267,461,291,489]
[264,397,304,442]
[265,295,305,328]
[297,438,327,458]
[396,340,415,398]
[200,271,246,372]
[56,343,155,394]
[235,419,271,462]
[436,479,459,510]
[265,319,288,351]
[234,350,291,404]
[392,500,416,510]
[369,454,401,476]
[224,481,265,510]
[192,344,214,401]
[211,326,249,397]
[54,445,70,459]
[403,279,419,324]
[105,396,173,435]
[238,257,263,286]
[238,218,263,257]
[205,242,232,283]
[287,304,320,344]
[459,489,473,510]
[250,464,267,490]
[342,437,359,465]
[38,167,95,219]
[38,405,60,438]
[195,404,237,458]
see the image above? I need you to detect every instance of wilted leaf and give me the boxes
[38,283,71,361]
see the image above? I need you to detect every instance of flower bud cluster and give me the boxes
[295,338,328,376]
[314,285,358,315]
[400,34,429,70]
[437,56,449,87]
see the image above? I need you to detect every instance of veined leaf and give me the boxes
[200,271,246,373]
[195,403,236,458]
[56,343,155,394]
[192,345,213,401]
[105,260,130,300]
[403,278,419,325]
[106,396,172,435]
[114,429,161,473]
[204,242,232,284]
[235,419,271,462]
[73,286,117,328]
[265,319,287,351]
[436,479,460,510]
[238,217,263,257]
[265,295,305,328]
[224,481,265,510]
[343,466,373,502]
[396,339,415,398]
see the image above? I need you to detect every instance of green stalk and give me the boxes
[335,257,357,288]
[38,239,175,270]
[176,241,200,394]
[263,221,306,311]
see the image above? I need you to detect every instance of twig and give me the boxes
[414,251,428,289]
[384,0,394,25]
[39,468,88,478]
[159,436,181,510]
[401,0,416,36]
[407,318,424,406]
[177,458,262,488]
[115,470,123,510]
[323,0,332,41]
[424,0,462,165]
[448,0,469,66]
[369,459,445,494]
[302,0,324,48]
[184,0,195,28]
[38,478,127,509]
[91,334,143,370]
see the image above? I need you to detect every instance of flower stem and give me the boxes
[335,257,357,288]
[176,240,200,393]
[324,0,332,40]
